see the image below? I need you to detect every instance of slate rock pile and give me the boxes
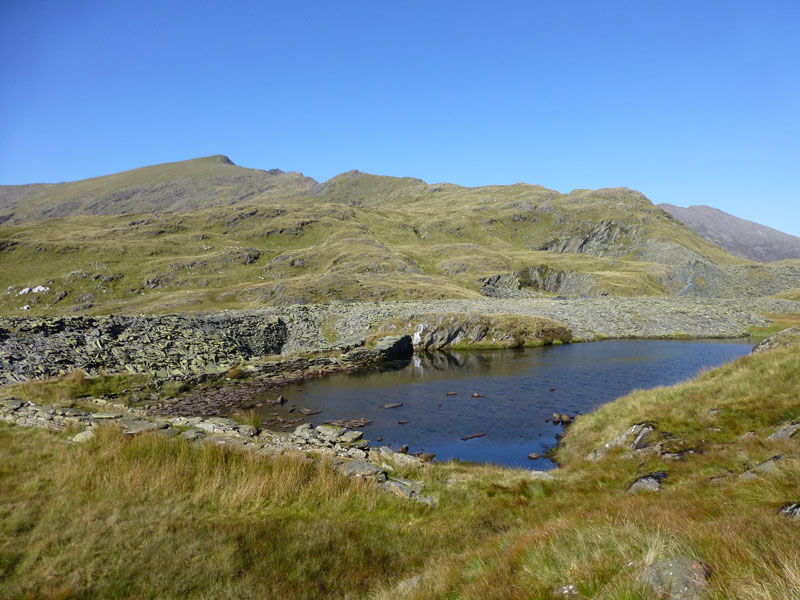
[0,313,288,383]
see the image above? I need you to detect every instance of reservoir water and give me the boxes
[262,339,753,468]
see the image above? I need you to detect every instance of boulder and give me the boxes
[334,459,387,482]
[338,430,363,443]
[316,424,346,441]
[628,472,667,494]
[373,335,413,360]
[72,429,95,443]
[640,557,712,600]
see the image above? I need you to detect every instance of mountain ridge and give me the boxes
[2,156,800,315]
[659,203,800,263]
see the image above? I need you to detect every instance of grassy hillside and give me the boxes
[2,156,798,315]
[2,329,799,599]
[0,155,316,223]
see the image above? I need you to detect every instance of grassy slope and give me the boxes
[772,288,800,301]
[2,331,800,599]
[0,155,316,222]
[0,158,772,316]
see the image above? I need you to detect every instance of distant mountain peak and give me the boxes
[659,203,800,262]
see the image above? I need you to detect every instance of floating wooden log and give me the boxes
[383,402,404,409]
[461,432,486,441]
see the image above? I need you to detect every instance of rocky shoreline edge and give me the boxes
[0,392,447,505]
[2,297,799,386]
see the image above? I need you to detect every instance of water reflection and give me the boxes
[257,339,753,469]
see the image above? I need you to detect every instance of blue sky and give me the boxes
[2,0,799,235]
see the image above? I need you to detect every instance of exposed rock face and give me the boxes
[539,219,639,257]
[0,314,288,383]
[478,267,597,298]
[477,274,528,298]
[372,313,572,351]
[660,203,800,262]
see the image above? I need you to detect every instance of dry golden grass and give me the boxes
[3,333,800,599]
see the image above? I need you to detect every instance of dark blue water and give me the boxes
[264,339,753,468]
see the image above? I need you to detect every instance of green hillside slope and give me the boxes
[1,156,799,315]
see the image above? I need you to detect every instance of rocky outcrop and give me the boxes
[477,274,529,298]
[752,325,800,355]
[478,267,597,298]
[0,314,288,383]
[370,313,572,351]
[538,219,638,257]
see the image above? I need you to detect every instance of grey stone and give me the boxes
[72,429,95,443]
[372,335,413,359]
[181,429,206,441]
[237,424,257,437]
[628,472,667,494]
[0,398,24,411]
[334,459,387,482]
[739,455,784,480]
[90,412,122,420]
[631,425,656,449]
[122,420,169,435]
[293,423,314,437]
[768,422,800,440]
[779,503,800,520]
[640,557,711,600]
[339,430,363,443]
[316,424,346,440]
[586,423,649,461]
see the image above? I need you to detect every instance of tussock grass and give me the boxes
[7,370,150,407]
[0,425,539,599]
[3,333,800,598]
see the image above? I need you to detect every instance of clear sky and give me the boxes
[2,0,799,235]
